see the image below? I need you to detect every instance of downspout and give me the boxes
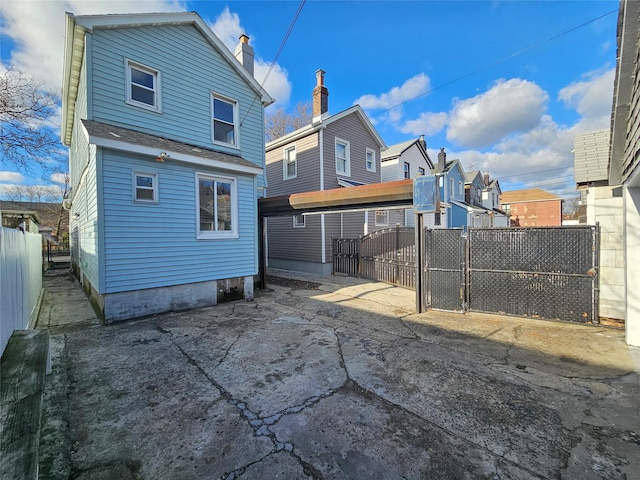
[320,128,326,264]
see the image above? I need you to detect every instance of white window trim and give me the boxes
[374,209,389,227]
[132,171,158,204]
[404,162,411,179]
[211,92,239,148]
[125,59,161,112]
[450,178,455,198]
[195,172,238,239]
[283,144,297,180]
[335,137,351,177]
[366,148,376,172]
[293,214,306,228]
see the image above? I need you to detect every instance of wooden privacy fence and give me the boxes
[332,226,416,289]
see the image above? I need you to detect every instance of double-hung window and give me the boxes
[133,172,158,203]
[212,94,238,147]
[366,148,376,172]
[284,146,297,179]
[375,210,389,227]
[335,138,350,176]
[404,162,410,179]
[126,60,160,111]
[418,167,425,176]
[196,173,237,238]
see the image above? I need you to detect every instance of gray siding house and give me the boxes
[265,71,386,274]
[61,12,273,322]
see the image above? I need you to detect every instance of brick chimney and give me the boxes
[234,34,254,76]
[483,173,490,186]
[313,69,329,120]
[419,135,426,151]
[438,148,446,172]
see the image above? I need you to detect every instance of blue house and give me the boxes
[61,12,274,322]
[422,148,467,228]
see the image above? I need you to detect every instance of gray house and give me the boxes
[265,70,386,274]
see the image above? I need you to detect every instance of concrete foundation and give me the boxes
[72,262,254,323]
[268,257,333,275]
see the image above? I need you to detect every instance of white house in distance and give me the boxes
[61,12,273,322]
[380,136,434,228]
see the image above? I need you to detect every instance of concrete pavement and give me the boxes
[37,268,640,479]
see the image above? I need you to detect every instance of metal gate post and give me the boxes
[464,228,470,312]
[592,223,600,325]
[357,235,362,278]
[415,213,424,313]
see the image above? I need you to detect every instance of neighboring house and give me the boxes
[380,136,434,227]
[500,188,563,227]
[0,201,41,232]
[607,0,640,346]
[265,70,386,274]
[573,129,624,322]
[61,12,274,322]
[423,148,467,228]
[0,201,69,240]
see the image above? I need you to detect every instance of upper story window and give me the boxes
[284,145,297,179]
[418,167,425,176]
[404,162,410,179]
[211,93,238,147]
[335,138,351,176]
[366,148,376,172]
[196,173,237,239]
[503,203,511,215]
[133,171,158,203]
[450,178,455,197]
[126,60,160,111]
[374,210,389,226]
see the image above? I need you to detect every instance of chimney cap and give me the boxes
[239,34,250,44]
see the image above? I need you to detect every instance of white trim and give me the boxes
[132,171,159,203]
[321,213,326,263]
[335,137,351,177]
[366,147,376,172]
[83,132,262,176]
[283,144,297,180]
[374,209,389,227]
[211,92,239,149]
[195,172,238,240]
[265,105,386,152]
[125,59,161,112]
[319,128,324,190]
[292,214,305,228]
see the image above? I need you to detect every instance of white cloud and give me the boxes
[0,171,25,183]
[447,78,549,149]
[400,112,448,136]
[354,73,431,110]
[51,173,68,185]
[558,68,614,129]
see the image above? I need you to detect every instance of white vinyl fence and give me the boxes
[0,227,43,356]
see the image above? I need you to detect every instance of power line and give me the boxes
[370,8,618,118]
[240,0,306,126]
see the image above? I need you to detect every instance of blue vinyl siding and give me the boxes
[100,149,257,293]
[451,203,468,228]
[89,24,265,173]
[70,59,89,189]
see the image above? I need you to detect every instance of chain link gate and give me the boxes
[467,226,599,323]
[422,228,466,311]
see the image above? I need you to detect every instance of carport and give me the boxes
[257,178,429,310]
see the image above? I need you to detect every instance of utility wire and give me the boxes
[240,0,306,126]
[370,8,618,118]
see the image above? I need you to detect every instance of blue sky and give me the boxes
[1,0,619,200]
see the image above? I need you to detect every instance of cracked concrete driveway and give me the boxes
[38,270,640,479]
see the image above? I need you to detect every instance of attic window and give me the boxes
[126,60,160,111]
[211,93,238,147]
